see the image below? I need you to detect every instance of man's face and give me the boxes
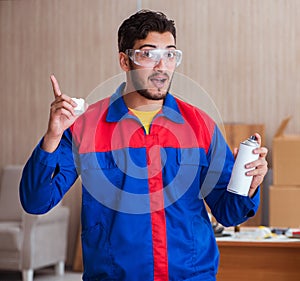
[127,32,177,101]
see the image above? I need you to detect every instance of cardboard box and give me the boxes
[269,185,300,228]
[273,117,300,186]
[223,123,265,152]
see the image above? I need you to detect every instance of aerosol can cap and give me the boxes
[244,135,259,147]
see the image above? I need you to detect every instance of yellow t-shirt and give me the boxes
[129,108,160,135]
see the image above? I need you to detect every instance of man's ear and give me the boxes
[119,52,130,71]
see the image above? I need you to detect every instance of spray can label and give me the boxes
[227,136,260,196]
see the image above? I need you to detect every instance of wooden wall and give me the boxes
[1,0,300,265]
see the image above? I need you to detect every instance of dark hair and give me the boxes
[118,10,176,53]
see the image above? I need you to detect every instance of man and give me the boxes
[20,10,268,281]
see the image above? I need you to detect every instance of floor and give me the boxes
[0,268,82,281]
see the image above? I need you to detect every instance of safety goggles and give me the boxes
[125,48,182,68]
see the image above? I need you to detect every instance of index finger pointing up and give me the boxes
[50,74,62,97]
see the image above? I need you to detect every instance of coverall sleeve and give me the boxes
[203,126,260,227]
[19,129,78,214]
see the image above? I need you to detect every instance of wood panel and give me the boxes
[0,0,137,266]
[141,0,300,161]
[0,0,137,169]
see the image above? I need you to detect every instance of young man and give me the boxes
[20,10,268,281]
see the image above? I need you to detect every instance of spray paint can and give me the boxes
[227,136,260,196]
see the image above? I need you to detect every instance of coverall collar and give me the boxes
[106,82,184,124]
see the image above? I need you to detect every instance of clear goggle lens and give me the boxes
[126,49,182,67]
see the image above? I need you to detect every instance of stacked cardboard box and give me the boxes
[223,123,265,226]
[269,117,300,228]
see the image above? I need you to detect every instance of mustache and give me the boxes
[148,72,170,80]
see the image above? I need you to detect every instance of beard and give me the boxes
[129,62,174,101]
[137,87,167,101]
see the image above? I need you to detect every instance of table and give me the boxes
[216,229,300,281]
